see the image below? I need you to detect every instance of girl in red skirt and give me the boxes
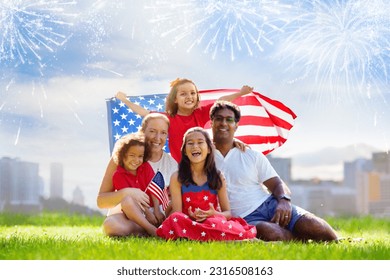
[156,127,256,241]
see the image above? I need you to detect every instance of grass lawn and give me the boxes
[0,212,389,260]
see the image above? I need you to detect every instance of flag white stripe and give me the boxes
[249,143,282,152]
[258,98,296,124]
[239,105,268,118]
[235,125,280,137]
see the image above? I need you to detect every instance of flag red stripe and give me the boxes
[236,135,288,144]
[197,89,296,155]
[146,183,169,210]
[148,187,167,204]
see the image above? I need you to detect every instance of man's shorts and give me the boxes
[243,195,308,232]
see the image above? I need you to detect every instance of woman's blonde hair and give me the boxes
[140,113,170,132]
[165,78,200,116]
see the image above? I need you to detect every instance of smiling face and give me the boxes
[122,144,145,174]
[143,117,169,156]
[174,82,199,114]
[184,131,210,164]
[211,108,238,145]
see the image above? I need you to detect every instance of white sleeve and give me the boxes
[255,151,278,183]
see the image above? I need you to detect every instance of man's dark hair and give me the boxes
[209,100,241,122]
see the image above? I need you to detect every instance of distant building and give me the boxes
[267,155,292,184]
[372,152,390,173]
[289,183,356,217]
[72,186,85,206]
[344,158,373,215]
[368,152,390,216]
[0,157,17,211]
[366,173,390,216]
[50,162,63,199]
[0,157,42,212]
[344,158,373,188]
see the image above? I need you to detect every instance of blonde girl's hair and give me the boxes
[165,78,200,117]
[112,132,147,167]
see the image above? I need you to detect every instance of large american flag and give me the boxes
[106,89,297,155]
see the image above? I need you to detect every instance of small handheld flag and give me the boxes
[145,171,169,211]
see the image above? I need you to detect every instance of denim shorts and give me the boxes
[243,195,308,232]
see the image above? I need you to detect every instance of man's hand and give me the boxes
[270,199,292,228]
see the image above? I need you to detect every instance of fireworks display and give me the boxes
[0,0,77,69]
[0,0,389,150]
[0,0,123,145]
[146,0,293,60]
[277,0,390,103]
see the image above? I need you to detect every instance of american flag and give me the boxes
[145,171,169,211]
[106,89,297,155]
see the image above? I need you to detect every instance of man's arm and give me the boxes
[263,176,292,227]
[263,177,291,198]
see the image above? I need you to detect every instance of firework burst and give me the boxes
[146,0,293,61]
[0,1,121,146]
[0,0,78,69]
[277,0,390,103]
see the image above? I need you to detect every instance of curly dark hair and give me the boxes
[112,132,147,167]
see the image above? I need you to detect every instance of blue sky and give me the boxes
[1,0,389,209]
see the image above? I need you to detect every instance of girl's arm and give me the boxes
[217,85,253,102]
[169,171,183,213]
[97,158,150,210]
[116,91,150,117]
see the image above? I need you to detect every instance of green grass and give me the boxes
[0,212,389,260]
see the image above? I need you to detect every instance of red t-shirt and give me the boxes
[113,162,155,192]
[166,103,213,162]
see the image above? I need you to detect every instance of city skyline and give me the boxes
[0,143,385,210]
[2,147,389,216]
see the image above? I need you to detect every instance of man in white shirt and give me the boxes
[210,100,338,241]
